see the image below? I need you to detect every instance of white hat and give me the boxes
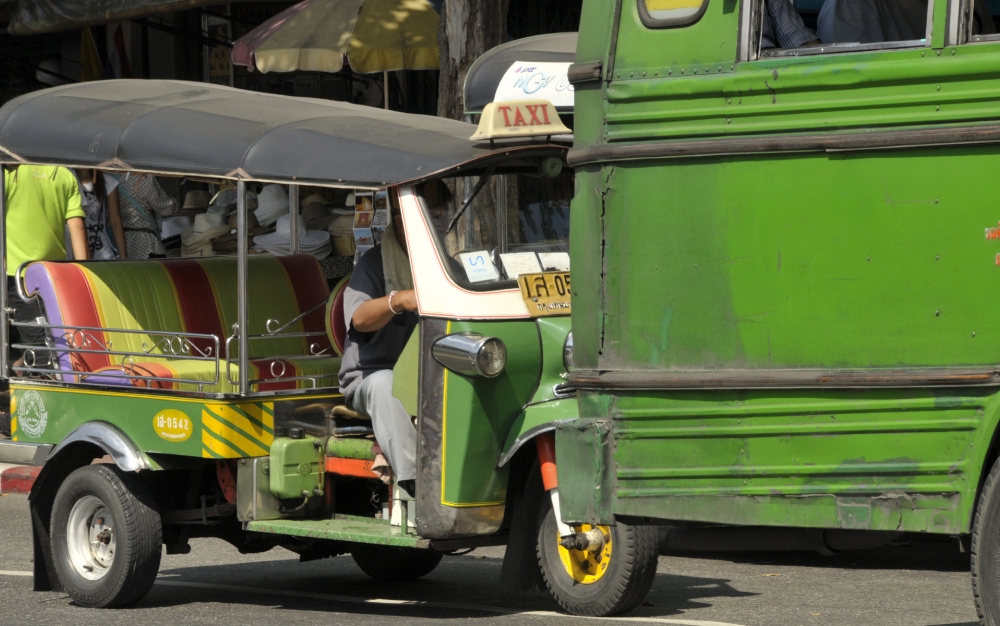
[344,192,355,208]
[253,214,330,259]
[161,215,192,239]
[193,211,225,234]
[254,184,288,226]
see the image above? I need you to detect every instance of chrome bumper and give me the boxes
[0,440,51,465]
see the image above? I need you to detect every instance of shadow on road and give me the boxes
[662,534,970,574]
[128,555,756,622]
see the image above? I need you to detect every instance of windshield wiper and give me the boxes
[445,164,499,234]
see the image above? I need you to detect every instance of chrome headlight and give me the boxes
[563,332,574,370]
[432,332,507,378]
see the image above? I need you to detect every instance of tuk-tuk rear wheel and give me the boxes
[50,464,162,608]
[536,497,658,617]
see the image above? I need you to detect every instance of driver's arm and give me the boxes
[352,289,417,333]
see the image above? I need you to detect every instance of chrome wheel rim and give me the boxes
[66,495,116,581]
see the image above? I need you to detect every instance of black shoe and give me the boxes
[397,479,415,498]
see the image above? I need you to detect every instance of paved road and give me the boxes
[0,493,981,626]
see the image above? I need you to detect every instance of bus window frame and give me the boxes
[958,0,1000,44]
[738,0,935,61]
[638,0,712,29]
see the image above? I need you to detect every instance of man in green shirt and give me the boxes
[5,165,88,372]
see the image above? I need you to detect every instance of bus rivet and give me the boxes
[727,118,731,124]
[952,49,956,55]
[936,105,940,111]
[936,85,941,91]
[935,310,940,316]
[630,71,635,77]
[867,256,871,261]
[642,71,646,76]
[718,66,722,72]
[669,69,673,75]
[654,70,659,76]
[973,332,977,337]
[936,50,942,56]
[936,255,940,260]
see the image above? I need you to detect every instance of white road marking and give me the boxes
[0,570,745,626]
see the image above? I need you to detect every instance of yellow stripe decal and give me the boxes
[201,428,243,458]
[646,0,703,9]
[202,410,270,457]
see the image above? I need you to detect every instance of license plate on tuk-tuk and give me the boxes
[518,272,572,317]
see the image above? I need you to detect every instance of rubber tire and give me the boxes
[973,454,1000,625]
[350,544,443,581]
[50,464,162,608]
[537,497,658,616]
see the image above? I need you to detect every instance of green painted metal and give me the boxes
[393,326,420,416]
[441,320,540,506]
[568,0,1000,533]
[500,398,578,466]
[326,437,376,460]
[10,384,278,459]
[246,514,430,548]
[269,437,324,499]
[532,317,572,404]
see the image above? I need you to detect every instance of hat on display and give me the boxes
[302,201,335,231]
[161,216,192,240]
[344,192,355,208]
[228,211,260,230]
[182,190,212,211]
[254,184,288,226]
[193,211,225,233]
[253,214,331,259]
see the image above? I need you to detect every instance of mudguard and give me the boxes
[497,398,577,468]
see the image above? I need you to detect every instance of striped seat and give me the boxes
[22,255,338,393]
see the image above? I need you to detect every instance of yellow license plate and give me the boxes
[518,272,572,317]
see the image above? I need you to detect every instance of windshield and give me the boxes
[417,160,573,291]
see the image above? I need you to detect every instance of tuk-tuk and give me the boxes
[564,0,1000,623]
[0,80,656,617]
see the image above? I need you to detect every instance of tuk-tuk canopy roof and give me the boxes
[464,33,578,114]
[0,80,507,188]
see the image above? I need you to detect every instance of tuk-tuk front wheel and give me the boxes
[536,495,658,616]
[50,465,162,608]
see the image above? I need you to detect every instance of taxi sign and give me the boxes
[470,99,571,143]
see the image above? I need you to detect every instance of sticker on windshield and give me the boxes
[538,252,570,272]
[459,251,500,283]
[500,252,542,279]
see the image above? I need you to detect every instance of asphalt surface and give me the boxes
[0,492,982,626]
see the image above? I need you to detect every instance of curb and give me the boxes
[0,464,40,495]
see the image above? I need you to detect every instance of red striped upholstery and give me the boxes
[24,255,339,393]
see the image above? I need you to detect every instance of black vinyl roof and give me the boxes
[0,80,530,188]
[463,33,578,114]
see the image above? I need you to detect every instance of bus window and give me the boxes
[966,0,1000,42]
[638,0,711,28]
[749,0,934,58]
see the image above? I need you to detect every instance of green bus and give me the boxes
[560,0,1000,622]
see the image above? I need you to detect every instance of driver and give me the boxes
[338,190,419,496]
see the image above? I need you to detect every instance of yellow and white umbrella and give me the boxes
[232,0,439,106]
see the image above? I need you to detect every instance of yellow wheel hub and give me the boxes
[557,524,613,584]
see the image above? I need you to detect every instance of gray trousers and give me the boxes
[351,370,416,481]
